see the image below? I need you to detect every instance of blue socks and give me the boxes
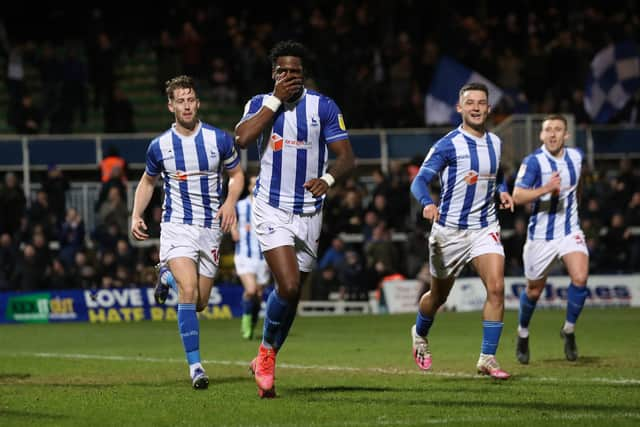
[178,303,200,365]
[481,321,503,355]
[518,290,538,328]
[242,298,254,315]
[274,302,298,349]
[566,283,588,324]
[262,291,289,349]
[415,311,434,337]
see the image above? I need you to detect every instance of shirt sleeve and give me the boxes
[145,139,162,176]
[410,141,449,207]
[319,96,349,143]
[514,155,540,189]
[218,130,240,170]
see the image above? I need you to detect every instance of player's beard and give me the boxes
[286,87,304,103]
[177,115,198,131]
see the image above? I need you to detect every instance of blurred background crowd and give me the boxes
[0,1,639,297]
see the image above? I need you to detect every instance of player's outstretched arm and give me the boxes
[131,172,158,241]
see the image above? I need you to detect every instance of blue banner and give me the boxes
[0,284,249,324]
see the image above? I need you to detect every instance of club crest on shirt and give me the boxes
[271,134,283,151]
[310,116,319,127]
[464,170,479,185]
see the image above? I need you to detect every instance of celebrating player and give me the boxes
[131,75,244,389]
[513,114,589,364]
[234,40,355,398]
[409,82,514,379]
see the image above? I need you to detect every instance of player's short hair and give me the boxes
[542,114,568,129]
[459,82,489,100]
[269,40,309,69]
[165,75,197,101]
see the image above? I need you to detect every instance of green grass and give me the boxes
[1,309,639,426]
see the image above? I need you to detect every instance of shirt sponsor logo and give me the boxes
[271,134,283,151]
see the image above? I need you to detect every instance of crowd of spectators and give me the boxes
[0,156,638,298]
[1,2,640,296]
[3,1,640,134]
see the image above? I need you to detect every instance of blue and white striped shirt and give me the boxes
[239,89,349,214]
[515,145,583,241]
[234,196,263,260]
[145,121,240,228]
[411,126,506,230]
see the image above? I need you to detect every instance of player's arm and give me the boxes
[512,172,561,205]
[234,100,276,149]
[217,164,244,233]
[304,139,355,197]
[235,74,301,148]
[495,169,514,212]
[411,144,447,223]
[131,172,158,240]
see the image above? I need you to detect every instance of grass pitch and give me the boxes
[1,308,639,426]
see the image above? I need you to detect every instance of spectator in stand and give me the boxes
[58,207,85,268]
[97,186,129,237]
[0,172,27,235]
[0,233,17,290]
[41,164,70,229]
[600,212,631,273]
[14,93,42,134]
[318,236,346,271]
[12,243,49,290]
[49,258,70,289]
[29,190,56,240]
[336,189,364,234]
[364,222,400,281]
[96,147,128,212]
[99,145,128,184]
[70,250,98,289]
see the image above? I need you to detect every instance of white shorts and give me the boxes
[159,222,223,278]
[429,222,505,279]
[523,230,589,280]
[251,198,322,272]
[234,255,271,285]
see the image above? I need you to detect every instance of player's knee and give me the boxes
[178,285,197,303]
[277,282,300,302]
[527,286,544,300]
[571,273,588,286]
[196,301,207,312]
[486,283,505,302]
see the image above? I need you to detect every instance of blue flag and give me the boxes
[584,41,640,123]
[424,57,503,125]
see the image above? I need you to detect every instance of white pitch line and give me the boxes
[3,351,640,385]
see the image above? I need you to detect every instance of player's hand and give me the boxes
[216,202,237,233]
[422,204,440,223]
[303,178,329,197]
[131,216,149,241]
[546,171,561,195]
[273,73,304,102]
[499,192,514,212]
